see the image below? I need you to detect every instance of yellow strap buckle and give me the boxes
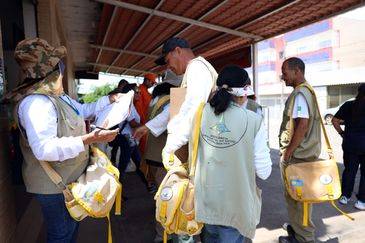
[326,184,334,199]
[295,186,303,200]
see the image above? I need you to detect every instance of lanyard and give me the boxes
[60,95,80,116]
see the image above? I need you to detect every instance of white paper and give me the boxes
[94,90,134,129]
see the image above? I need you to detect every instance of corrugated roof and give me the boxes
[89,0,365,76]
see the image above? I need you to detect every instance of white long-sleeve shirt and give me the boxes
[145,97,170,137]
[165,57,215,153]
[18,94,110,162]
[253,122,272,179]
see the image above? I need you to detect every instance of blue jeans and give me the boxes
[35,193,79,243]
[202,224,246,243]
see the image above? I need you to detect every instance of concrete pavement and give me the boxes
[33,150,365,243]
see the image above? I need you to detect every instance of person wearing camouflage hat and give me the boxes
[13,38,121,243]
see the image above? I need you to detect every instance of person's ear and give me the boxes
[294,67,301,75]
[174,46,182,55]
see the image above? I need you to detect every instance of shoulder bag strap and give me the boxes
[38,160,67,189]
[189,102,205,177]
[294,83,334,159]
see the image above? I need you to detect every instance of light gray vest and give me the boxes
[194,104,262,239]
[246,99,262,114]
[18,95,89,194]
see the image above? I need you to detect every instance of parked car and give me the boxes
[322,98,355,125]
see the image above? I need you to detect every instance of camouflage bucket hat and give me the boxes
[14,38,66,81]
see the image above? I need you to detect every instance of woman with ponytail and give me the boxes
[193,65,272,242]
[333,84,365,210]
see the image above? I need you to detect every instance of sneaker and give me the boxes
[339,196,350,205]
[354,200,365,210]
[278,236,299,243]
[282,223,295,237]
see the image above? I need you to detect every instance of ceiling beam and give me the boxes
[90,44,158,58]
[93,7,119,71]
[96,0,261,40]
[121,0,230,75]
[88,62,150,74]
[104,0,166,73]
[193,0,302,52]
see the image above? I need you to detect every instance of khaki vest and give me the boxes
[18,95,89,194]
[144,95,170,163]
[279,83,321,162]
[175,56,218,162]
[180,56,218,89]
[194,104,263,239]
[246,99,262,114]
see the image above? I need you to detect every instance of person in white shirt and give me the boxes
[108,84,148,187]
[155,37,217,161]
[11,38,119,243]
[154,37,217,243]
[134,70,182,243]
[279,57,320,243]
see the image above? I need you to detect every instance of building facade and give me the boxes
[256,9,365,115]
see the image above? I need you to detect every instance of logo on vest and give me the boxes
[160,187,173,201]
[202,113,247,148]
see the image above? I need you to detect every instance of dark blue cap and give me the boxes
[155,37,190,66]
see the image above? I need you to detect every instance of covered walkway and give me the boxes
[2,1,365,242]
[28,143,365,243]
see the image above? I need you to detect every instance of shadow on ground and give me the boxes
[35,149,363,243]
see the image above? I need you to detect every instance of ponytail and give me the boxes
[209,88,233,115]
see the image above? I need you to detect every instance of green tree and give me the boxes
[81,84,115,103]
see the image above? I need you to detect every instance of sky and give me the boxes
[341,5,365,20]
[78,73,144,95]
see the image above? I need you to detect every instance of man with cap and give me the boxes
[134,69,182,242]
[155,37,217,168]
[10,38,120,243]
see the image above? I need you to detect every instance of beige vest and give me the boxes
[194,104,263,239]
[18,95,89,194]
[279,83,321,162]
[144,95,170,163]
[180,56,218,89]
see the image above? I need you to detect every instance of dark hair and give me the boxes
[285,57,305,73]
[108,82,136,95]
[122,83,136,93]
[209,89,233,115]
[209,65,248,115]
[352,84,365,121]
[152,82,175,98]
[118,79,128,88]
